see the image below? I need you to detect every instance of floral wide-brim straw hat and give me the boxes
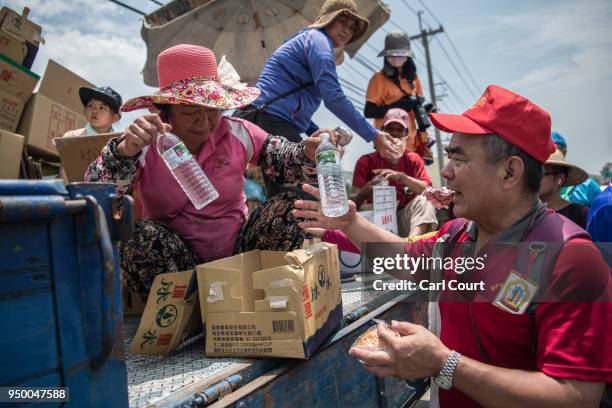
[121,44,260,112]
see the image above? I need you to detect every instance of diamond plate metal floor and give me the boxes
[125,277,388,407]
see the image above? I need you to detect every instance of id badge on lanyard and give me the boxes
[493,242,545,314]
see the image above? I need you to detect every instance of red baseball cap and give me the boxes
[429,85,556,163]
[383,108,410,129]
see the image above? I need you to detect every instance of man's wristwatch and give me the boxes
[434,350,461,390]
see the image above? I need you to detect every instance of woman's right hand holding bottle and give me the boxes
[117,114,173,157]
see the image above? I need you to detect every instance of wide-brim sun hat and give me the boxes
[122,44,260,112]
[378,29,414,58]
[308,0,369,45]
[545,149,589,186]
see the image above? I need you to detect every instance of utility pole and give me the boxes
[411,12,445,184]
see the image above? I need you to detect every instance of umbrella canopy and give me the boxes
[141,0,390,87]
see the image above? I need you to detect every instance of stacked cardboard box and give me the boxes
[19,60,93,157]
[0,129,23,178]
[0,7,43,69]
[0,55,38,132]
[0,55,38,179]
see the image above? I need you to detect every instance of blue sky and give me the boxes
[6,0,611,177]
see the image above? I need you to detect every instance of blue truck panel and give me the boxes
[1,180,429,407]
[0,180,130,407]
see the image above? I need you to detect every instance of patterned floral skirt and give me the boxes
[121,192,305,297]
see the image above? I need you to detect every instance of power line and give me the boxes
[353,55,379,73]
[416,0,481,94]
[338,65,366,87]
[345,94,365,111]
[400,0,419,17]
[433,36,478,99]
[148,0,164,5]
[339,78,366,95]
[416,0,443,25]
[365,43,383,61]
[445,82,470,108]
[339,78,366,97]
[441,33,481,93]
[107,0,147,15]
[402,0,433,28]
[345,94,365,108]
[343,62,372,82]
[427,63,469,107]
[342,87,366,100]
[347,56,377,77]
[387,20,425,57]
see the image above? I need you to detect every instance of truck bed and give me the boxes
[125,276,399,407]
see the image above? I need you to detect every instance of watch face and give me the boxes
[435,375,452,390]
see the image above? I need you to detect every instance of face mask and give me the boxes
[387,56,407,68]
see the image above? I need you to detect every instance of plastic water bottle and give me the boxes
[316,133,349,217]
[157,132,219,209]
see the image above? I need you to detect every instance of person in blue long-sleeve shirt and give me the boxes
[235,0,399,197]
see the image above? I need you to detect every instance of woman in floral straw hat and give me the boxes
[85,44,334,297]
[235,0,401,197]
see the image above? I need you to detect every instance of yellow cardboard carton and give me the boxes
[129,270,202,356]
[198,243,342,359]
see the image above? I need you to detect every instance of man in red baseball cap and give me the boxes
[352,108,438,237]
[293,85,610,407]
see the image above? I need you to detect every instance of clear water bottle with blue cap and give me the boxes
[157,132,219,209]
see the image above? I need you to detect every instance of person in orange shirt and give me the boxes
[364,30,432,162]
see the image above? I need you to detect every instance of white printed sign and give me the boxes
[373,186,398,234]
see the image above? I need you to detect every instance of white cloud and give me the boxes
[7,0,154,127]
[494,0,612,53]
[6,0,119,19]
[4,0,610,175]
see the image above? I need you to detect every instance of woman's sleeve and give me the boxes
[258,134,316,185]
[305,31,378,142]
[84,136,141,197]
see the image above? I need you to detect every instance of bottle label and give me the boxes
[162,141,192,170]
[317,150,339,166]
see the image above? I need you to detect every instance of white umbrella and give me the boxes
[141,0,390,87]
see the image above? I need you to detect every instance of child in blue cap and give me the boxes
[63,86,123,137]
